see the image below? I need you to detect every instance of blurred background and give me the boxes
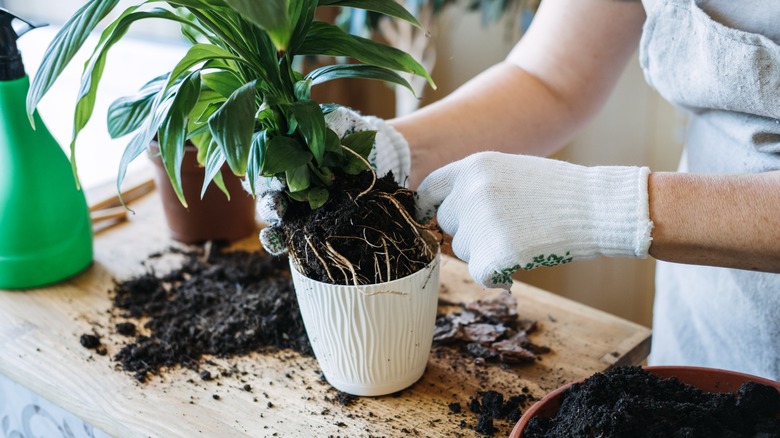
[4,0,684,327]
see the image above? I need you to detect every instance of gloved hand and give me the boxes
[415,151,654,289]
[248,106,411,255]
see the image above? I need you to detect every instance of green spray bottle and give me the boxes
[0,9,92,289]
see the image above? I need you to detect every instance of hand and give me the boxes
[415,151,654,289]
[325,107,411,186]
[247,106,411,255]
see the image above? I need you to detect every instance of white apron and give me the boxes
[639,0,780,379]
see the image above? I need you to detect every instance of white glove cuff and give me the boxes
[560,164,653,259]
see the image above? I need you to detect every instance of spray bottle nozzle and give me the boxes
[0,9,47,81]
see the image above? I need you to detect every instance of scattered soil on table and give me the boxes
[281,170,437,285]
[78,241,551,435]
[104,243,312,382]
[324,391,358,407]
[524,366,780,437]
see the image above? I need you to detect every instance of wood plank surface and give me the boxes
[0,190,651,438]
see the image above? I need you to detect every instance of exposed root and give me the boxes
[341,146,376,198]
[381,237,391,281]
[305,235,334,283]
[281,171,442,285]
[375,192,438,261]
[325,241,362,286]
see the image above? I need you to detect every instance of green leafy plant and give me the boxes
[27,0,435,209]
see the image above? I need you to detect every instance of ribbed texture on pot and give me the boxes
[290,253,441,396]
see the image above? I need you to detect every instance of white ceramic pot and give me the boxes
[290,250,441,396]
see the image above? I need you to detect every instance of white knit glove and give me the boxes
[415,152,654,289]
[248,106,411,255]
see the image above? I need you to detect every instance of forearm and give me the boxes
[391,0,646,188]
[392,63,582,188]
[648,171,780,272]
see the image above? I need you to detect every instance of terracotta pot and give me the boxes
[290,237,441,396]
[148,142,256,244]
[509,366,780,438]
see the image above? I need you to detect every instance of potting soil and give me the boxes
[523,365,780,437]
[282,170,436,285]
[106,244,312,382]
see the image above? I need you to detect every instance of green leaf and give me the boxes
[208,80,257,176]
[212,170,229,199]
[343,155,370,175]
[116,93,175,205]
[307,186,329,210]
[285,164,311,193]
[291,100,326,165]
[262,136,312,175]
[341,131,375,174]
[26,0,121,123]
[189,89,224,126]
[324,128,342,154]
[177,12,201,45]
[202,71,243,98]
[245,130,266,196]
[309,164,334,187]
[71,7,199,180]
[294,79,311,101]
[158,71,202,206]
[166,44,243,90]
[166,0,227,7]
[186,122,211,140]
[201,139,228,200]
[286,190,308,203]
[342,130,376,159]
[107,73,169,138]
[286,109,298,135]
[318,0,423,30]
[287,0,316,54]
[305,64,415,95]
[189,128,213,162]
[223,0,291,51]
[297,22,435,89]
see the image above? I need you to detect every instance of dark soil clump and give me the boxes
[524,366,780,438]
[466,389,532,436]
[324,391,358,407]
[107,244,311,382]
[79,333,101,349]
[281,170,436,285]
[115,322,136,336]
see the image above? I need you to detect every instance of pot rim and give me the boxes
[288,230,441,288]
[289,244,441,289]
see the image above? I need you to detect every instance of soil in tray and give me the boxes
[524,366,780,438]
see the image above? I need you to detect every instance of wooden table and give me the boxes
[0,188,651,438]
